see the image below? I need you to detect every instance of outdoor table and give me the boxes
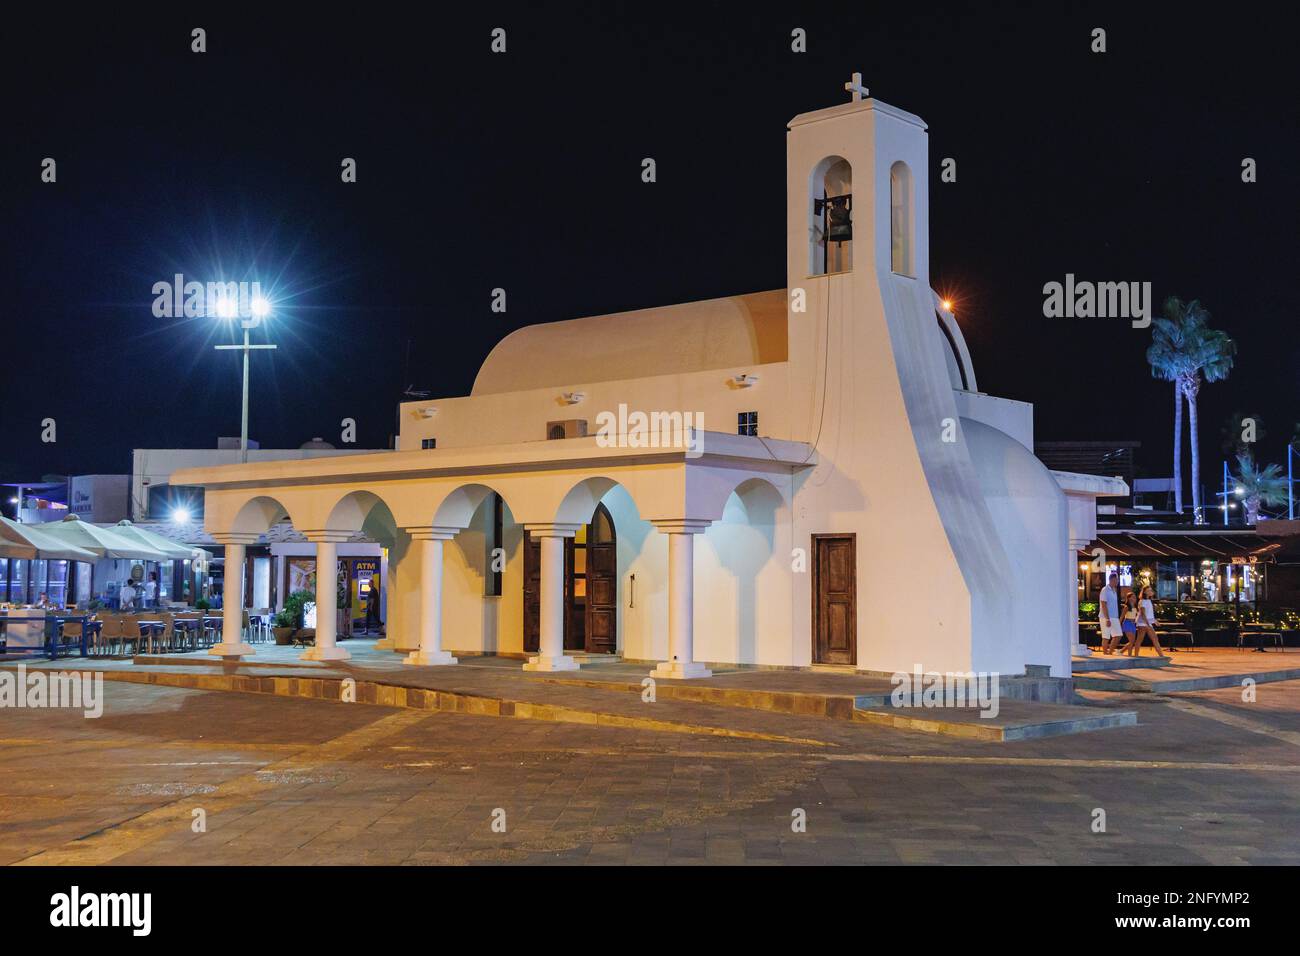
[1238,625,1282,653]
[136,619,166,654]
[43,615,89,660]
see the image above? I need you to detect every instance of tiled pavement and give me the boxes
[1,675,1298,865]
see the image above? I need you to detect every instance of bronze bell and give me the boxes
[826,202,852,243]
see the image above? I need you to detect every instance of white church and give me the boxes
[176,79,1123,680]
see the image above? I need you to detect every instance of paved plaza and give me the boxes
[1,649,1298,865]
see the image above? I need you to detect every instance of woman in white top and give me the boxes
[1127,585,1166,657]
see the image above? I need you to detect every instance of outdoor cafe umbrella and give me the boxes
[0,515,99,561]
[33,514,167,560]
[110,520,207,561]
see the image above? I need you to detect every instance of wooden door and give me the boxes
[585,504,617,654]
[812,534,856,665]
[523,532,541,652]
[523,531,576,653]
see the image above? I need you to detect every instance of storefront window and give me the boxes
[9,559,27,603]
[31,560,47,603]
[47,560,68,607]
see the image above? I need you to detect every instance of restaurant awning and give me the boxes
[1079,530,1285,561]
[0,516,100,561]
[33,514,167,560]
[110,520,207,560]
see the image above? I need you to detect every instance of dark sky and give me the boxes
[2,3,1295,487]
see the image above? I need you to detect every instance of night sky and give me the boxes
[2,4,1295,487]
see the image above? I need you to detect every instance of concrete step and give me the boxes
[1073,654,1173,673]
[853,700,1137,741]
[1075,664,1300,694]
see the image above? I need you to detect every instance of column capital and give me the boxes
[650,519,712,535]
[210,532,260,546]
[299,529,354,544]
[402,525,462,541]
[523,522,583,538]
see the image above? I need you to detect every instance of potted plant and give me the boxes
[272,590,314,645]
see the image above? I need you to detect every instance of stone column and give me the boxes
[404,527,459,666]
[301,533,351,661]
[650,520,712,679]
[210,534,257,658]
[522,523,581,672]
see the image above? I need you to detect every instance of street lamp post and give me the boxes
[214,297,275,464]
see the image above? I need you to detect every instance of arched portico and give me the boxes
[176,431,814,676]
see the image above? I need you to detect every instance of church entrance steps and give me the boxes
[39,663,836,748]
[852,701,1138,742]
[1073,655,1172,673]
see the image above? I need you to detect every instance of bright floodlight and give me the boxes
[172,507,191,523]
[941,299,954,311]
[1235,486,1245,496]
[250,296,272,319]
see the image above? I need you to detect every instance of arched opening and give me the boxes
[523,501,618,655]
[809,156,853,276]
[890,161,915,277]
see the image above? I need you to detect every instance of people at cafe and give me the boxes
[1099,572,1123,654]
[119,578,137,611]
[143,572,158,609]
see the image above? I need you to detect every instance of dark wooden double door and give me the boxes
[812,533,857,665]
[523,503,617,654]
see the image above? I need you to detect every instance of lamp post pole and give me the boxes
[1289,443,1295,520]
[214,304,275,464]
[1216,457,1227,528]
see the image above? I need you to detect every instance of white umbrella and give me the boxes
[110,520,204,560]
[0,516,99,561]
[34,514,166,560]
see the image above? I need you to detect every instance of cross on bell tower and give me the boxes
[844,72,868,102]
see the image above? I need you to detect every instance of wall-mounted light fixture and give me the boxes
[730,373,759,388]
[560,391,586,405]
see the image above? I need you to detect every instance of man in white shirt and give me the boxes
[119,579,137,611]
[143,573,158,609]
[1099,572,1122,654]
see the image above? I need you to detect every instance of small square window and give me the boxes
[421,438,437,450]
[737,411,758,437]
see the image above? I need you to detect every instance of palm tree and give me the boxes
[1146,298,1235,523]
[1184,311,1235,523]
[1233,453,1287,525]
[1147,300,1193,515]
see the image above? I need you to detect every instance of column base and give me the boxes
[300,645,352,662]
[649,661,713,680]
[404,649,458,666]
[1073,644,1093,658]
[208,642,255,659]
[373,637,396,650]
[522,654,581,672]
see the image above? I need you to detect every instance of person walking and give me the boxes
[1128,585,1166,657]
[1099,572,1123,654]
[1118,592,1140,655]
